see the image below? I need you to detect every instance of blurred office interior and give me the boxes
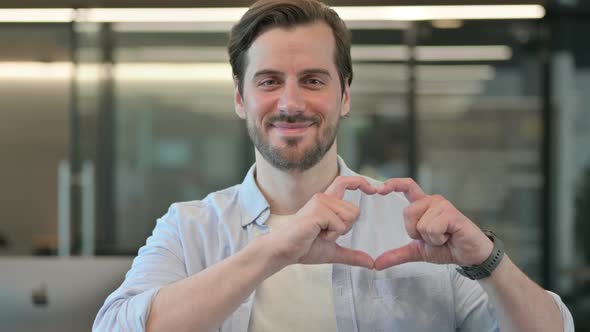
[0,0,589,330]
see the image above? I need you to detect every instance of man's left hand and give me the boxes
[373,178,494,271]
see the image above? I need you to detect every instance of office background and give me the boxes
[0,0,589,330]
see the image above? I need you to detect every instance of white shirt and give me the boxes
[94,157,575,332]
[248,214,337,332]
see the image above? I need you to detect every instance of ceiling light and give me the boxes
[79,8,247,23]
[0,62,497,81]
[353,64,495,82]
[114,47,228,63]
[417,45,512,61]
[112,22,236,33]
[113,63,232,81]
[0,9,74,22]
[0,5,544,23]
[335,5,544,21]
[352,45,511,62]
[416,65,496,81]
[0,62,72,79]
[108,45,510,63]
[0,62,232,81]
[431,20,464,29]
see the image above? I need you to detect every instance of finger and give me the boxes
[404,195,437,222]
[317,209,347,242]
[330,244,374,269]
[426,209,451,246]
[427,230,450,246]
[373,241,424,271]
[419,218,450,246]
[416,196,450,246]
[403,196,437,240]
[321,195,360,225]
[378,178,425,202]
[325,176,377,199]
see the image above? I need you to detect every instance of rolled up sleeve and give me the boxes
[546,291,575,332]
[451,264,575,332]
[93,204,188,331]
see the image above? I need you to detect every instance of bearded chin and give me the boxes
[247,121,338,172]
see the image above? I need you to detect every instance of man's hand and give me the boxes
[373,178,494,271]
[269,176,377,269]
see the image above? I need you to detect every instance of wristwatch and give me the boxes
[457,230,505,280]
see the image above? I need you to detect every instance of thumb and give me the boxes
[330,244,374,269]
[373,240,424,271]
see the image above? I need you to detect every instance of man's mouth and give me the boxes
[270,121,315,135]
[272,121,314,129]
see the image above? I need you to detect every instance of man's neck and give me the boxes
[254,144,339,215]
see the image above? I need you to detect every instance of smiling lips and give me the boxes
[271,121,316,135]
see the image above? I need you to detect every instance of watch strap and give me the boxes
[457,230,504,280]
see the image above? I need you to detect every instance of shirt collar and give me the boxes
[238,163,270,227]
[238,155,362,227]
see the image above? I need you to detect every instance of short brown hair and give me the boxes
[228,0,353,96]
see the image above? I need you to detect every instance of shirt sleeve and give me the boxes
[450,265,500,332]
[93,204,189,331]
[546,290,575,332]
[451,265,575,332]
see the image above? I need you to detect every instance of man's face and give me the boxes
[234,22,350,172]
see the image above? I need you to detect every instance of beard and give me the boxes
[247,112,339,172]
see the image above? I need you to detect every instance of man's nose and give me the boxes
[278,79,305,115]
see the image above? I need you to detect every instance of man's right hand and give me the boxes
[266,176,377,269]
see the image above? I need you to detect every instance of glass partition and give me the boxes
[0,23,71,256]
[415,20,545,280]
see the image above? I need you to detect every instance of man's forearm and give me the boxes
[146,236,283,332]
[479,255,564,332]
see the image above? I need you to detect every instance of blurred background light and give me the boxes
[0,5,545,23]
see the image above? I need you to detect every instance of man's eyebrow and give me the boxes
[252,68,332,80]
[252,69,283,79]
[299,68,332,78]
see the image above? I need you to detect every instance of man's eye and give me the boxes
[305,79,324,86]
[259,80,277,86]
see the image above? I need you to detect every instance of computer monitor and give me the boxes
[0,256,133,332]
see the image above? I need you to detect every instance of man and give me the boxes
[94,0,574,331]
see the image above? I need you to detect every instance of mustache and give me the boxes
[265,113,320,125]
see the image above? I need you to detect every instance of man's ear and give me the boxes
[234,77,246,119]
[340,80,351,118]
